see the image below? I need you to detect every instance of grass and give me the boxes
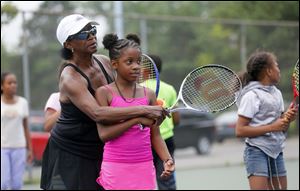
[24,177,40,185]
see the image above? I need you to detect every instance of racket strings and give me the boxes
[293,61,299,94]
[181,67,241,112]
[138,60,155,82]
[138,56,157,91]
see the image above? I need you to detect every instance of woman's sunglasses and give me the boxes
[68,26,97,41]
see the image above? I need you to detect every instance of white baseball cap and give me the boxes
[56,14,99,46]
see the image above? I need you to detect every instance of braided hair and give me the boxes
[102,33,141,61]
[241,51,277,86]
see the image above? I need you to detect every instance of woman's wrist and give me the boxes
[141,105,148,115]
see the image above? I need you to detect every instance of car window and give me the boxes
[29,115,45,132]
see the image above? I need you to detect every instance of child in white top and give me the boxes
[44,92,61,132]
[1,72,33,190]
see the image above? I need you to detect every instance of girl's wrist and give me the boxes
[163,158,174,164]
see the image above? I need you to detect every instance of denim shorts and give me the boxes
[243,144,286,178]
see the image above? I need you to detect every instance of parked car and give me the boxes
[215,110,238,143]
[29,114,49,165]
[173,110,216,155]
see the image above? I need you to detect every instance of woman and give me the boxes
[40,14,167,190]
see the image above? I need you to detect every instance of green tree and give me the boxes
[22,1,76,109]
[1,2,18,25]
[2,1,298,110]
[1,2,24,95]
[211,1,299,99]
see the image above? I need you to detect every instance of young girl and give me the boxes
[95,33,175,190]
[236,51,298,190]
[44,92,60,132]
[1,72,33,190]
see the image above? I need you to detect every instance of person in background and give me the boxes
[236,51,298,190]
[1,72,33,190]
[44,92,60,132]
[40,14,167,190]
[148,54,180,190]
[95,33,175,190]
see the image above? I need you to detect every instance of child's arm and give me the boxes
[44,108,60,132]
[148,89,175,179]
[23,117,33,163]
[98,117,154,142]
[151,125,175,179]
[95,86,154,142]
[236,115,290,138]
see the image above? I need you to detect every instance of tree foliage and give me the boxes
[1,2,18,25]
[1,1,298,110]
[21,1,76,109]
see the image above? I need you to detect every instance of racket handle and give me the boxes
[139,124,145,130]
[283,102,298,121]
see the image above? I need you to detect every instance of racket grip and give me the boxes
[139,124,145,130]
[283,102,298,121]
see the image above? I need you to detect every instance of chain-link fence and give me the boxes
[1,4,299,112]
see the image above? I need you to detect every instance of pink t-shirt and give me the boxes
[44,92,60,112]
[103,86,153,163]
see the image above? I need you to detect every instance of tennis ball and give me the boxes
[156,99,164,106]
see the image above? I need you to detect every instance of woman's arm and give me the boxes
[235,115,290,138]
[94,54,115,80]
[23,117,33,163]
[60,68,165,124]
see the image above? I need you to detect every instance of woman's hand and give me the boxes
[144,105,166,118]
[144,106,171,126]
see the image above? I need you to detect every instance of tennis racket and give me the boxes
[284,59,299,121]
[137,54,160,129]
[137,53,160,97]
[289,59,299,106]
[167,64,242,113]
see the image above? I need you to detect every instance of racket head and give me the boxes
[174,64,242,113]
[137,54,160,97]
[292,59,299,97]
